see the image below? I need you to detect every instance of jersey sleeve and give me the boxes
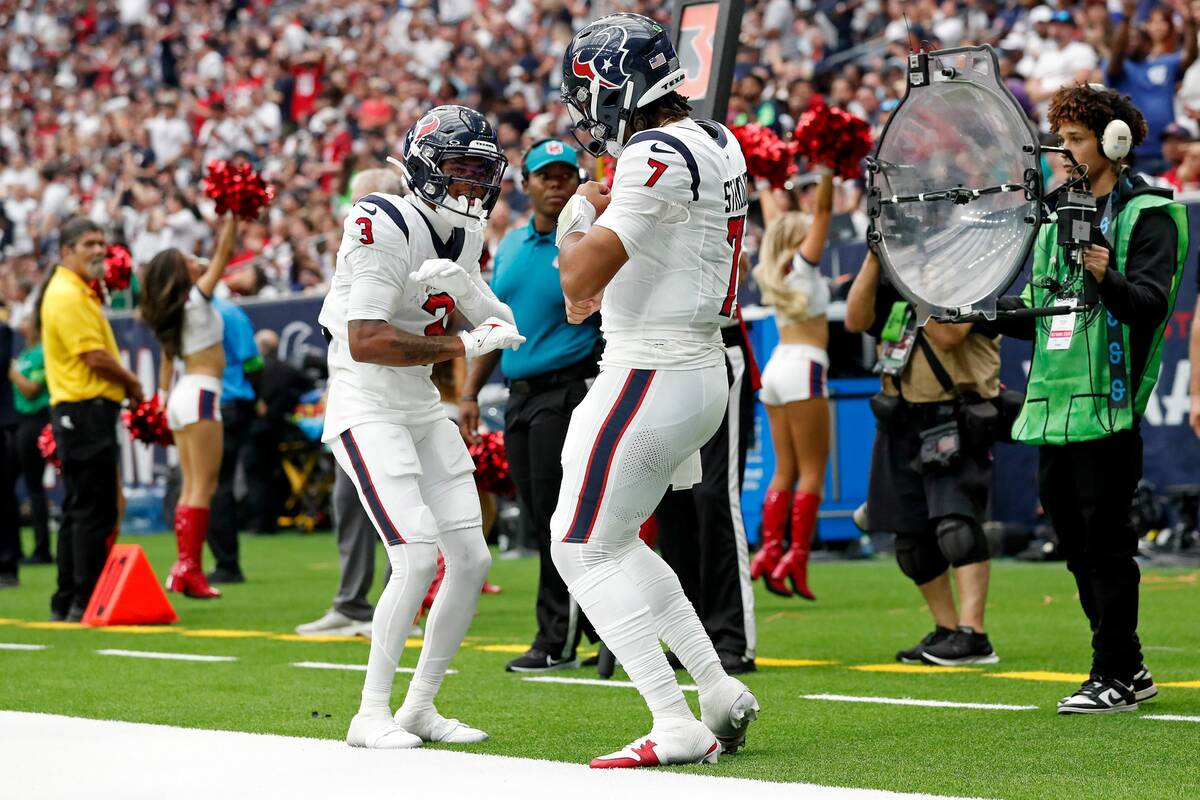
[345,244,409,322]
[612,134,701,206]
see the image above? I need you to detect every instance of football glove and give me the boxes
[458,317,525,358]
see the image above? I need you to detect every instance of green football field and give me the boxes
[2,529,1198,800]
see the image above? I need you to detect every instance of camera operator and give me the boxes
[988,85,1187,714]
[845,250,1001,667]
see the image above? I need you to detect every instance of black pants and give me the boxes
[208,400,255,573]
[14,410,51,559]
[50,399,120,615]
[506,379,595,659]
[0,424,20,579]
[242,417,296,533]
[656,338,757,661]
[1038,428,1144,684]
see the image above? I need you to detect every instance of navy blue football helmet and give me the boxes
[389,105,506,231]
[560,13,686,157]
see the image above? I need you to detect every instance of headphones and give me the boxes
[520,138,587,184]
[1101,118,1133,161]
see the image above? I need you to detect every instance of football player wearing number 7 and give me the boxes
[318,105,525,750]
[550,13,759,769]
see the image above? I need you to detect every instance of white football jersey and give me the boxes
[319,192,484,440]
[594,117,749,370]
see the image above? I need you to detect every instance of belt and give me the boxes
[509,360,598,395]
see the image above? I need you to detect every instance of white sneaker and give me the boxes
[346,712,423,749]
[394,707,488,743]
[699,676,759,754]
[296,609,372,637]
[589,719,719,769]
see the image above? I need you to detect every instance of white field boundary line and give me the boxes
[523,675,698,692]
[802,694,1038,711]
[96,649,236,663]
[1,712,991,800]
[1142,714,1200,723]
[292,661,457,674]
[0,643,47,651]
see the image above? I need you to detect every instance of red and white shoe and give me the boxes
[700,676,759,755]
[589,720,719,769]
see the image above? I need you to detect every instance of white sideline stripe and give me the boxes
[0,712,988,800]
[1143,714,1200,723]
[802,693,1037,711]
[0,643,47,651]
[523,676,698,692]
[292,661,457,674]
[96,649,236,663]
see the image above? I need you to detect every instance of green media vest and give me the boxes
[1014,192,1188,446]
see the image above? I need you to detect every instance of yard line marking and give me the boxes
[757,657,838,667]
[96,649,236,663]
[475,644,531,654]
[801,694,1037,711]
[0,643,47,651]
[1160,680,1200,689]
[19,621,79,630]
[270,634,368,644]
[851,664,981,674]
[182,629,274,639]
[1142,714,1200,723]
[292,661,456,674]
[95,625,175,634]
[986,671,1090,684]
[523,676,698,693]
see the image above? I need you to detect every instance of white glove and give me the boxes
[409,258,475,300]
[458,317,526,358]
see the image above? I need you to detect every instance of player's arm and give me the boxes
[844,249,881,333]
[557,181,628,303]
[409,257,516,327]
[343,244,466,367]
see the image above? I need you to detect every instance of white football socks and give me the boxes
[615,543,727,695]
[358,541,439,717]
[553,542,694,725]
[399,527,491,716]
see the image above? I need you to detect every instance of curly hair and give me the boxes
[1047,84,1148,156]
[629,91,692,135]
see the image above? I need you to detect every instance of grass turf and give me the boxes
[1,529,1198,799]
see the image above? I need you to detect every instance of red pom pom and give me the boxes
[203,160,275,221]
[731,124,800,190]
[37,423,60,472]
[104,244,133,292]
[469,430,514,497]
[122,396,174,447]
[794,102,874,180]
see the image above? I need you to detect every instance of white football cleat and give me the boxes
[700,676,759,754]
[346,713,423,749]
[394,707,489,743]
[589,719,719,769]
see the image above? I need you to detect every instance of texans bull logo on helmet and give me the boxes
[412,113,441,147]
[571,25,631,90]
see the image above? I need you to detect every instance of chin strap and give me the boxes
[556,194,597,249]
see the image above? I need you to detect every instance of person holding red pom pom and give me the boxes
[749,169,834,600]
[139,214,238,599]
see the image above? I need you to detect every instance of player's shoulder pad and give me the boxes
[618,129,701,203]
[348,192,411,248]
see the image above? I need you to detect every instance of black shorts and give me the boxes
[865,402,991,534]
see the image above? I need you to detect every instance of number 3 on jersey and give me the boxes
[422,293,456,336]
[720,216,745,317]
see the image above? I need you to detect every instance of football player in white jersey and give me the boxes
[549,13,759,768]
[319,105,525,750]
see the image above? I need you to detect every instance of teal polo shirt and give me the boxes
[490,217,600,380]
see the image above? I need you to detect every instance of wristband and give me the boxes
[461,395,478,402]
[555,194,596,250]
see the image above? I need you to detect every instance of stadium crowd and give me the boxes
[1,0,1199,315]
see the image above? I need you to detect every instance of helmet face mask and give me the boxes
[393,105,507,231]
[560,13,687,158]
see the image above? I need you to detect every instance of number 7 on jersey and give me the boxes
[720,215,745,317]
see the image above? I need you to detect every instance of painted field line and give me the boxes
[1143,714,1200,723]
[182,629,274,639]
[523,676,698,693]
[851,664,980,675]
[475,644,530,654]
[292,661,457,674]
[1160,680,1200,689]
[0,643,47,651]
[758,657,838,667]
[95,625,175,634]
[3,712,990,800]
[985,671,1088,684]
[802,693,1037,711]
[96,649,236,663]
